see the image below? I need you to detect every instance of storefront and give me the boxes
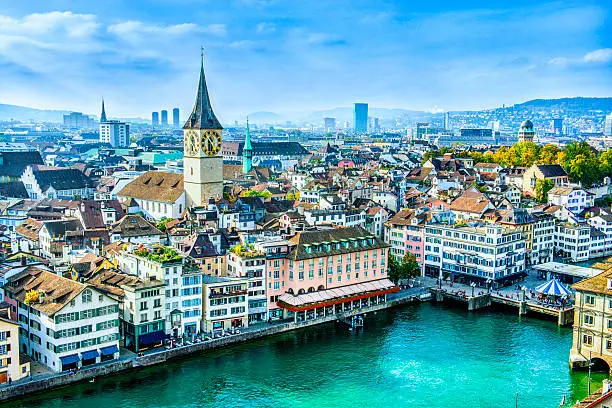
[60,353,80,371]
[81,349,99,367]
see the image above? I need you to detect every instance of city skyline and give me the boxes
[0,1,610,121]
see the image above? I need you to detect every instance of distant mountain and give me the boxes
[512,97,612,112]
[0,103,70,122]
[303,107,427,123]
[247,111,282,124]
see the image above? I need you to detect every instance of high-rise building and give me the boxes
[173,108,180,129]
[63,112,96,129]
[323,117,336,132]
[552,118,563,135]
[444,112,450,130]
[161,110,168,127]
[605,113,612,136]
[354,103,368,133]
[152,112,159,126]
[518,120,535,143]
[183,54,223,208]
[99,100,129,147]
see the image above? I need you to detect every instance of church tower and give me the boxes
[183,53,223,208]
[242,118,253,174]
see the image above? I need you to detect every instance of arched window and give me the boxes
[82,289,92,304]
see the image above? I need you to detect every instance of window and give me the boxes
[585,295,595,306]
[583,334,593,346]
[585,315,594,325]
[82,289,92,304]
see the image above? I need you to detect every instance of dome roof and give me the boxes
[520,120,534,130]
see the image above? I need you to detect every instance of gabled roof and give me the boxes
[117,171,184,203]
[535,164,567,178]
[0,151,44,178]
[112,214,163,238]
[31,168,94,192]
[449,189,492,214]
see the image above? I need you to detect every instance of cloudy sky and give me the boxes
[0,0,610,121]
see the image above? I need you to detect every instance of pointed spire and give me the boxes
[243,117,253,174]
[183,49,222,130]
[100,98,107,122]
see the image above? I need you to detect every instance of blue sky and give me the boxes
[0,0,610,121]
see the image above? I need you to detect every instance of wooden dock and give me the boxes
[431,288,574,326]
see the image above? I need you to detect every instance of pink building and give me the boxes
[384,209,427,265]
[262,226,396,321]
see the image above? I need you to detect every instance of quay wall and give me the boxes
[0,291,424,402]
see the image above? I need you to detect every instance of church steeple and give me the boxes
[183,50,222,130]
[243,118,253,174]
[100,98,107,122]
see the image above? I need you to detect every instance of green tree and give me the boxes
[244,189,273,199]
[537,144,561,165]
[155,217,173,232]
[388,254,420,283]
[535,179,555,203]
[598,149,612,178]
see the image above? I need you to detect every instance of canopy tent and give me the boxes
[535,278,572,297]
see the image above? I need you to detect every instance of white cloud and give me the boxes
[583,48,612,63]
[549,48,612,67]
[108,21,204,44]
[256,22,275,34]
[0,11,99,38]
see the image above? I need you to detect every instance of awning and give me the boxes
[60,354,80,365]
[100,345,119,356]
[139,330,165,345]
[81,349,99,360]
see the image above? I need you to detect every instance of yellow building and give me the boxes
[0,312,30,383]
[571,268,612,372]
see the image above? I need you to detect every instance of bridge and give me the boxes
[431,288,574,326]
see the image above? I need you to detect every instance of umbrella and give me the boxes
[535,278,572,297]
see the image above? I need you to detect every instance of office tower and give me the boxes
[354,103,368,133]
[63,112,95,129]
[444,112,450,130]
[416,122,430,140]
[99,100,129,147]
[605,113,612,136]
[173,108,180,129]
[552,118,563,135]
[458,128,495,145]
[373,117,380,133]
[152,112,159,126]
[323,117,336,132]
[161,110,168,126]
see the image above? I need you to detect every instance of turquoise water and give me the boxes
[6,303,604,408]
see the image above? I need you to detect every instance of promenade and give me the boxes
[0,285,429,402]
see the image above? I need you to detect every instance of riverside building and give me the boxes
[423,223,526,287]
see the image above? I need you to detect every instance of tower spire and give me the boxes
[243,117,253,174]
[183,49,222,130]
[100,98,107,122]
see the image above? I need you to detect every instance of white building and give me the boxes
[226,246,267,324]
[100,121,129,148]
[202,275,248,334]
[424,223,526,287]
[5,268,120,373]
[117,171,186,221]
[548,186,593,215]
[530,212,555,265]
[304,209,366,228]
[555,223,591,262]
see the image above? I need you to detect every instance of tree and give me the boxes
[286,191,300,201]
[535,179,555,203]
[243,189,273,199]
[388,254,420,283]
[598,149,612,179]
[537,144,561,165]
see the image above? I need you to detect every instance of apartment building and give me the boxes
[226,245,268,324]
[424,223,526,287]
[0,307,30,383]
[384,208,428,265]
[555,223,591,262]
[202,275,248,334]
[4,267,120,372]
[530,212,555,265]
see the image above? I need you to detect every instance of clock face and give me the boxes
[184,130,199,156]
[201,130,222,157]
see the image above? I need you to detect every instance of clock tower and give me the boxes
[183,53,223,208]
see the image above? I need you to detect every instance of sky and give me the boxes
[0,0,610,122]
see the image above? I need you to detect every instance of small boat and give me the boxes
[89,378,95,383]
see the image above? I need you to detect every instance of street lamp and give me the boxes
[588,350,593,395]
[470,282,476,297]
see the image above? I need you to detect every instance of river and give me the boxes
[5,302,603,408]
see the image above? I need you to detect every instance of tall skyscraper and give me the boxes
[552,118,563,135]
[161,110,168,127]
[605,113,612,136]
[323,117,336,132]
[173,108,180,129]
[152,112,159,126]
[99,100,129,147]
[354,103,368,133]
[183,53,223,207]
[444,112,450,130]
